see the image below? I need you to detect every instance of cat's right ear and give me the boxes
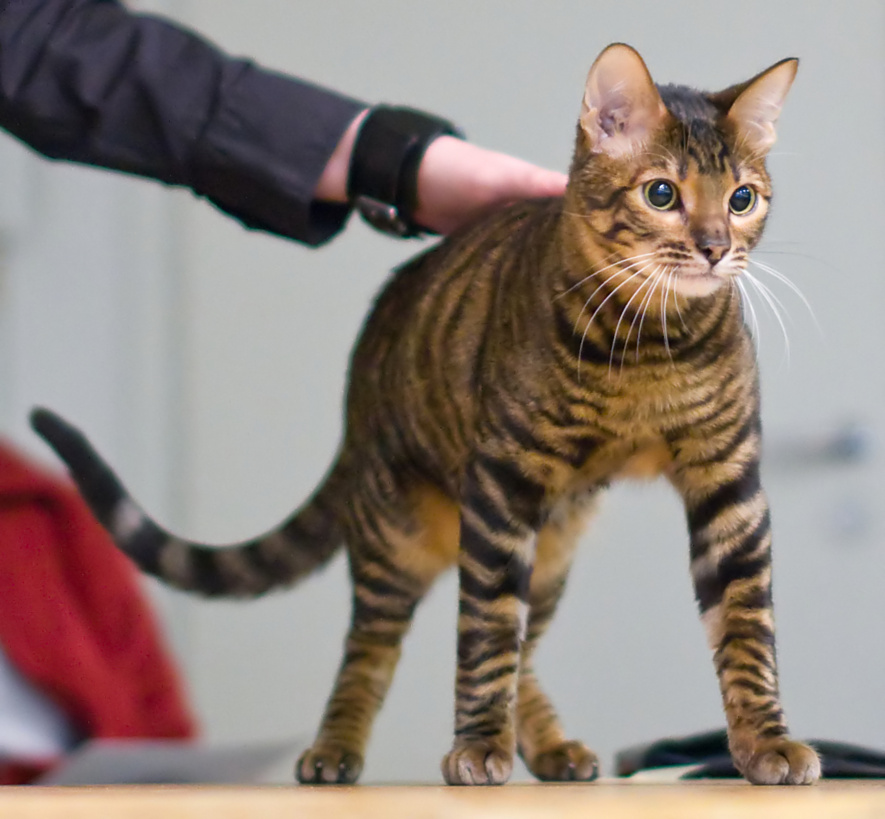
[580,44,667,157]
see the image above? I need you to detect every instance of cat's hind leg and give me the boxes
[442,459,597,786]
[296,486,456,785]
[516,491,600,782]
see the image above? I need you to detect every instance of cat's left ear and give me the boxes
[713,58,799,154]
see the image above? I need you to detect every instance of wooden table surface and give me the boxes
[2,781,884,819]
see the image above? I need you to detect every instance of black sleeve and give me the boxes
[0,0,367,246]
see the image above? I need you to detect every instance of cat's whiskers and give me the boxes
[744,270,791,320]
[619,271,657,378]
[728,278,738,313]
[634,267,667,363]
[557,250,656,300]
[672,272,689,331]
[735,277,761,345]
[577,263,655,379]
[661,268,675,365]
[608,265,659,378]
[571,255,658,336]
[754,241,820,256]
[747,257,819,331]
[743,270,791,365]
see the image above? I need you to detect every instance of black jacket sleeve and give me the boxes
[0,0,367,245]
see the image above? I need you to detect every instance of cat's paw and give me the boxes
[442,740,513,785]
[524,740,599,782]
[296,745,363,784]
[739,739,821,785]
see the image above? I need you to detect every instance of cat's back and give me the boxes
[344,196,562,471]
[350,195,563,379]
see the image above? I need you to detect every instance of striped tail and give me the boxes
[30,407,344,598]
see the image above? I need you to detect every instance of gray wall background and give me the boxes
[1,0,883,782]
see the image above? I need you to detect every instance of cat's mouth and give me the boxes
[671,266,737,297]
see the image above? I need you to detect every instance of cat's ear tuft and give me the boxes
[720,58,798,154]
[580,43,668,157]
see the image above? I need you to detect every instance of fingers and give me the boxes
[523,165,570,198]
[415,136,566,235]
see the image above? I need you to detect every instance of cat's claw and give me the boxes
[739,739,821,785]
[442,741,513,785]
[296,746,363,785]
[525,740,599,782]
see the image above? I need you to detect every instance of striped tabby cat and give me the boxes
[31,44,820,786]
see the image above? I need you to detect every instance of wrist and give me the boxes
[345,105,464,237]
[314,108,370,204]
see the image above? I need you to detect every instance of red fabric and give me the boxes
[0,760,52,786]
[0,441,197,782]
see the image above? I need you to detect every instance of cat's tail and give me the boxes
[29,407,344,598]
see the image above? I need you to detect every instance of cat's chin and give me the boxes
[674,274,729,298]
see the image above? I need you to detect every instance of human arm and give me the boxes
[0,0,566,244]
[0,0,364,245]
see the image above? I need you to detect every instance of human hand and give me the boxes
[315,110,567,237]
[413,136,567,235]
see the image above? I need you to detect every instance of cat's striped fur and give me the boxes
[31,44,820,786]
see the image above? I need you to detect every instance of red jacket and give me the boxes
[0,441,196,782]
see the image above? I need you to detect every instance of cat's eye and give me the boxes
[729,185,757,215]
[643,180,679,211]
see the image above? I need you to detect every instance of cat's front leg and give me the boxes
[671,438,820,785]
[442,453,544,786]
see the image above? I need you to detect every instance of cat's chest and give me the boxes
[580,365,707,431]
[568,370,717,482]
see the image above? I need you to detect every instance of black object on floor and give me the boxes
[616,729,885,779]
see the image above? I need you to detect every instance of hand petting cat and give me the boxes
[414,136,568,235]
[315,108,567,236]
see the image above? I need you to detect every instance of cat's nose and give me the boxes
[696,234,731,265]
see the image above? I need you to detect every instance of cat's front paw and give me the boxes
[296,745,363,784]
[738,739,821,785]
[524,739,599,782]
[442,739,513,785]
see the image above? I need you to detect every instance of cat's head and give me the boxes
[567,44,797,298]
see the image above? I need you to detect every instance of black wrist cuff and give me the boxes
[347,105,464,238]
